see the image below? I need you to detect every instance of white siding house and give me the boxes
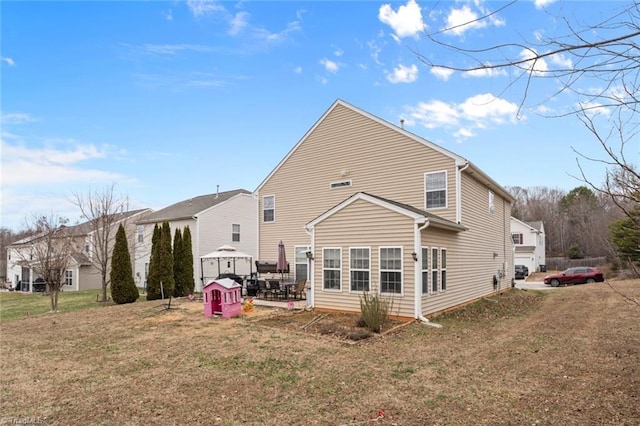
[511,217,546,273]
[134,189,257,292]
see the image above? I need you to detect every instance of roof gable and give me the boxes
[306,192,466,232]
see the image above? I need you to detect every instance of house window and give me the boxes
[295,246,310,281]
[232,224,240,242]
[263,195,275,222]
[441,249,447,291]
[137,226,144,243]
[349,247,370,292]
[65,270,73,286]
[489,191,495,214]
[421,247,429,294]
[512,233,523,245]
[431,248,439,293]
[425,171,447,209]
[380,247,402,294]
[323,248,341,290]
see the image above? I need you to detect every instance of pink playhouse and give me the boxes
[203,278,242,318]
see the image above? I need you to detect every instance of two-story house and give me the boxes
[134,189,257,292]
[255,100,515,320]
[510,217,546,273]
[6,209,151,292]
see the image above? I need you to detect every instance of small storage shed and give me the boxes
[203,278,242,318]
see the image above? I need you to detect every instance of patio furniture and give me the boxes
[267,280,283,299]
[289,279,307,300]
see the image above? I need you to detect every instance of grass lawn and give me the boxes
[0,289,115,322]
[1,280,638,425]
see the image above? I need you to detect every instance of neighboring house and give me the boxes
[6,209,151,292]
[255,99,515,320]
[134,189,257,292]
[510,217,546,273]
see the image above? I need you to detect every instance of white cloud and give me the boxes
[534,0,557,9]
[403,93,520,140]
[334,48,344,57]
[463,64,508,78]
[378,0,426,39]
[320,58,339,73]
[443,3,505,36]
[252,19,301,43]
[459,93,519,125]
[431,66,454,81]
[229,12,249,35]
[550,53,573,69]
[186,0,225,18]
[1,56,15,66]
[293,66,302,74]
[519,48,549,75]
[1,112,36,125]
[386,64,418,84]
[131,43,212,56]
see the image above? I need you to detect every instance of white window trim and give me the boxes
[489,190,495,214]
[379,246,403,296]
[294,245,311,281]
[425,170,448,210]
[262,195,275,223]
[322,247,342,291]
[431,247,439,294]
[349,247,371,293]
[440,248,447,292]
[421,246,429,295]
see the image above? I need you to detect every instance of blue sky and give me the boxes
[1,0,626,230]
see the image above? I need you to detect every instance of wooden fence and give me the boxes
[544,256,608,271]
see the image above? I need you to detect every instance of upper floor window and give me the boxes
[425,171,447,209]
[512,233,523,245]
[349,247,370,292]
[232,224,240,242]
[137,226,144,243]
[489,191,495,214]
[263,195,275,223]
[380,247,402,294]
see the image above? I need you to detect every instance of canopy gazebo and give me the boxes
[200,245,253,291]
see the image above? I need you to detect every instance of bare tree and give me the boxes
[16,213,75,312]
[70,184,130,302]
[415,1,639,218]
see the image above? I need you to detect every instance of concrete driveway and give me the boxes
[514,280,553,290]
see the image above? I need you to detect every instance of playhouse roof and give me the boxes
[203,278,242,290]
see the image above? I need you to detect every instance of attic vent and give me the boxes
[330,180,352,189]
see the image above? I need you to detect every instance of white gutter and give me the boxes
[304,226,314,309]
[414,219,443,328]
[455,160,470,224]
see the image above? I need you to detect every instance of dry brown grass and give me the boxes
[1,279,639,425]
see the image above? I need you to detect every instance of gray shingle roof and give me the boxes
[138,189,251,224]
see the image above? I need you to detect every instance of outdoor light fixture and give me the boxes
[305,251,314,260]
[411,251,418,262]
[493,252,499,258]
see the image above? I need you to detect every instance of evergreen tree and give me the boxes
[158,221,175,297]
[172,228,185,297]
[182,226,196,294]
[146,223,162,300]
[110,224,139,304]
[609,206,640,268]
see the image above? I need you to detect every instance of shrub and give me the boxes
[359,292,392,333]
[110,224,139,304]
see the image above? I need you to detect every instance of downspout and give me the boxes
[456,161,470,224]
[304,226,314,309]
[414,220,442,328]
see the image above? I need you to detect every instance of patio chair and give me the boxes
[257,280,270,300]
[267,280,283,300]
[290,279,307,300]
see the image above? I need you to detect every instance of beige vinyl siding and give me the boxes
[422,173,512,315]
[78,267,102,290]
[312,199,416,318]
[258,103,457,260]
